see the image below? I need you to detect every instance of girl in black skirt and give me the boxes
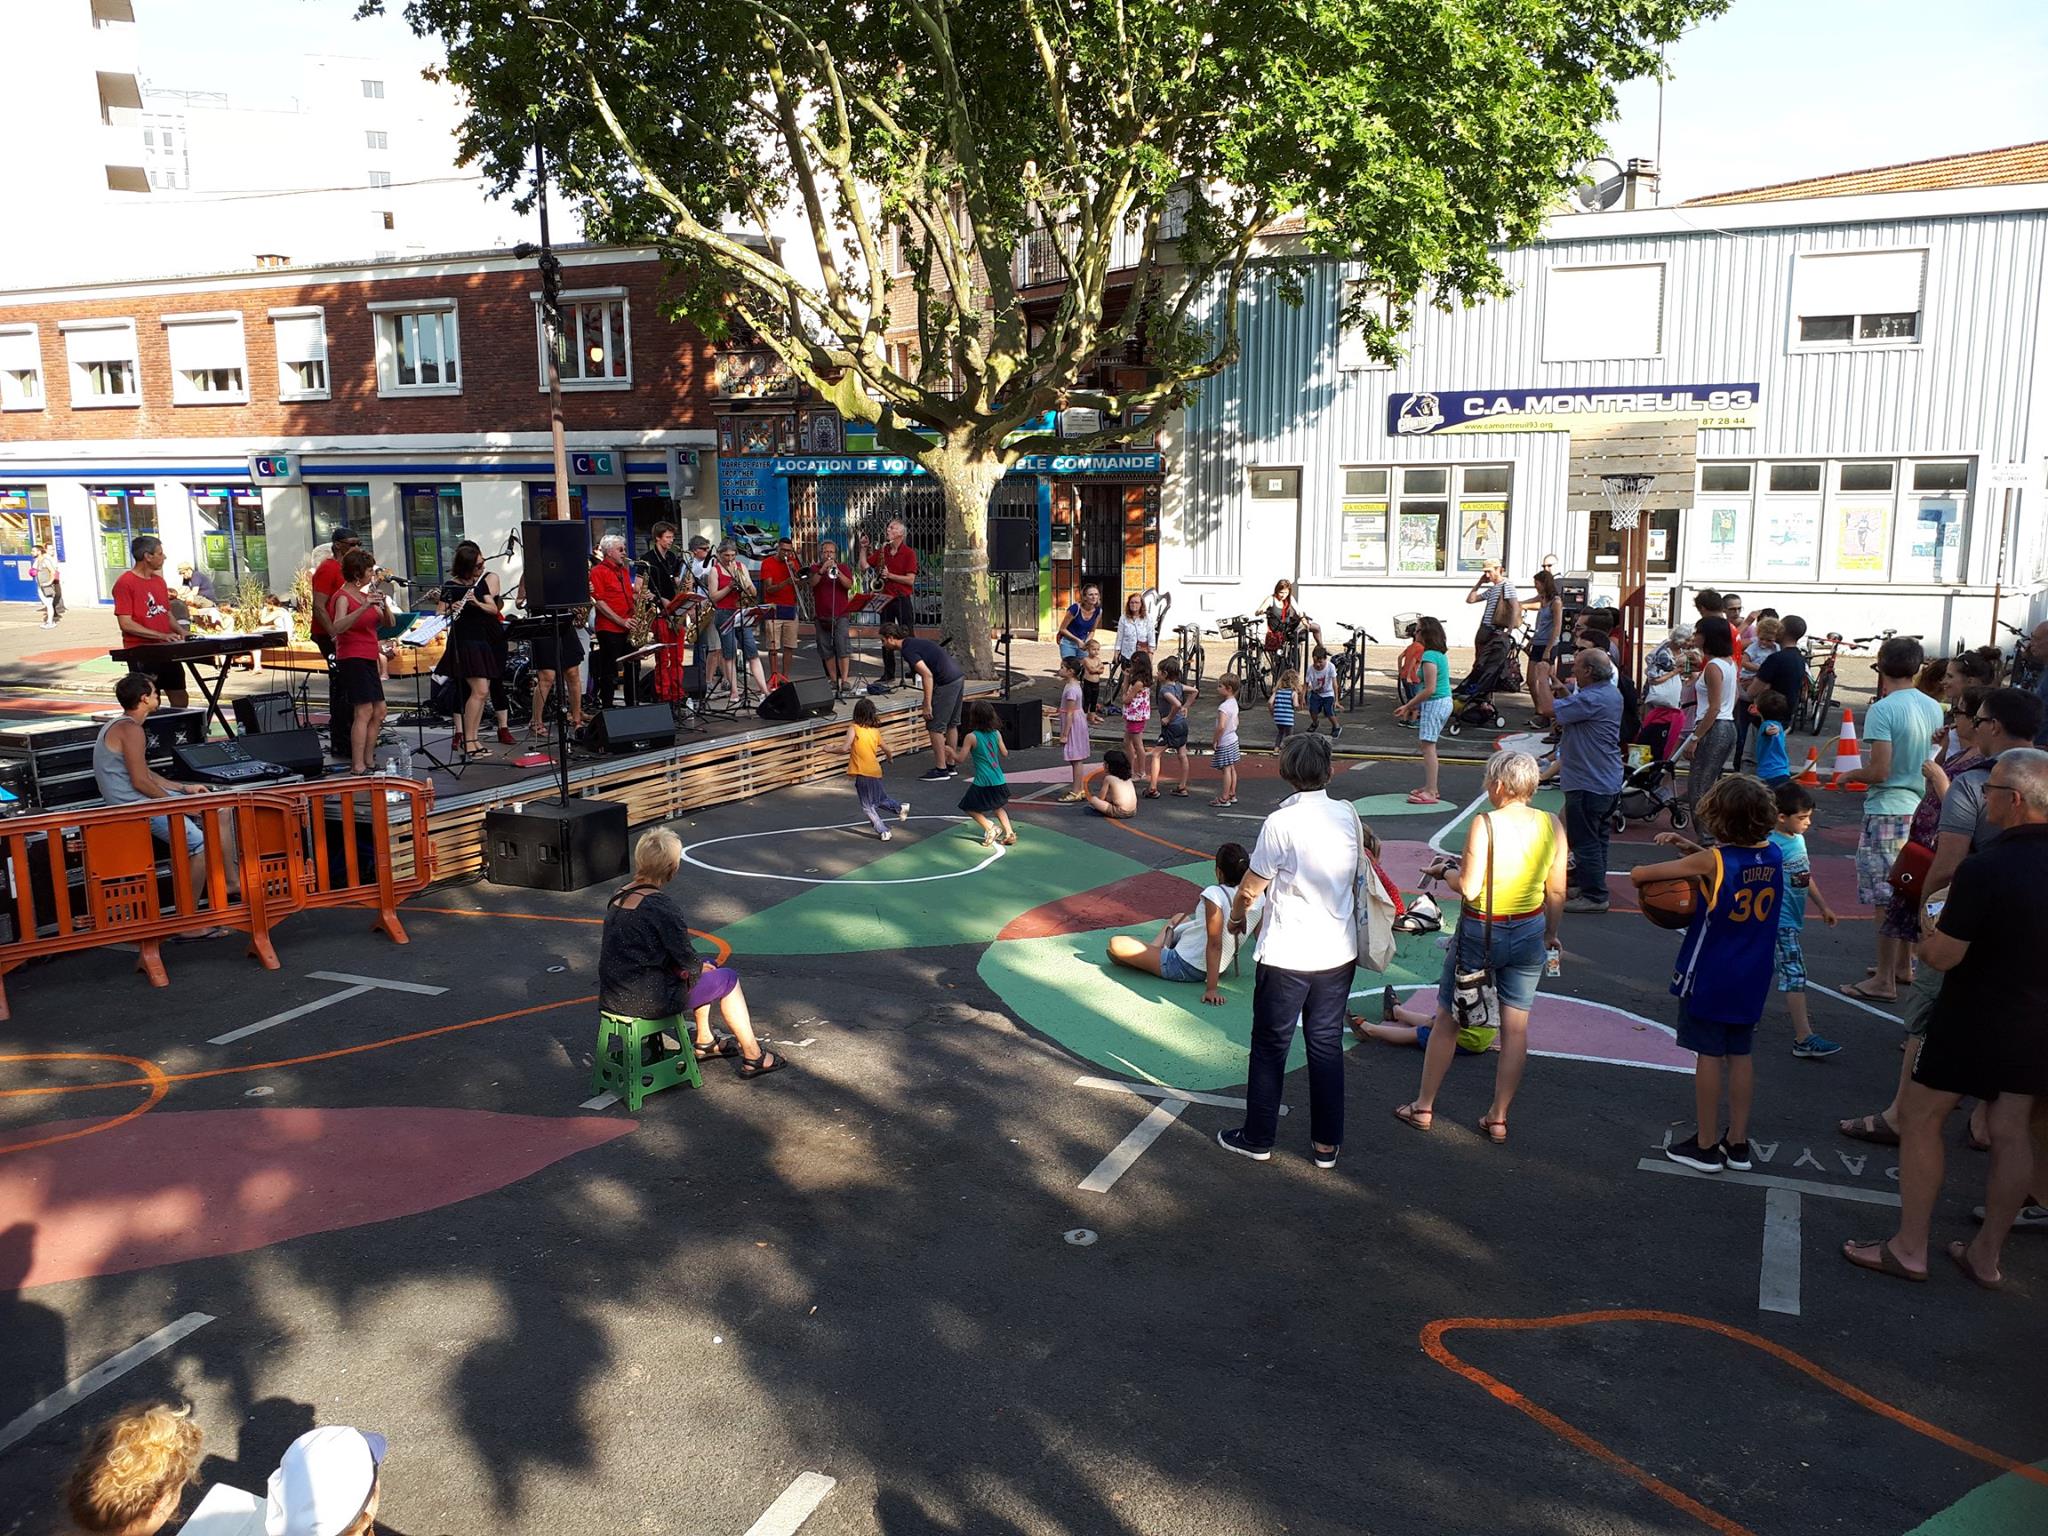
[444,540,505,758]
[956,700,1016,848]
[522,587,587,741]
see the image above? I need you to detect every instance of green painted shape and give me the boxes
[1349,791,1472,818]
[714,820,1147,955]
[977,913,1455,1092]
[1901,1460,2048,1534]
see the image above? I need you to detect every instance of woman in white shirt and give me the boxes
[1107,842,1264,1006]
[1681,615,1740,808]
[1114,593,1155,662]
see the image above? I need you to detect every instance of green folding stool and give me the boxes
[592,1012,703,1110]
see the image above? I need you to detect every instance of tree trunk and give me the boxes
[925,444,1003,677]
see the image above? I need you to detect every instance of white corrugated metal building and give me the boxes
[1162,168,2048,651]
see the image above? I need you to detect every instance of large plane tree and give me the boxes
[367,0,1722,670]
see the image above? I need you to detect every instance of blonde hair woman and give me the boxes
[64,1402,202,1535]
[1391,750,1566,1143]
[599,829,784,1077]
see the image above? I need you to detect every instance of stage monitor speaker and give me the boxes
[233,692,299,735]
[484,798,627,891]
[987,697,1044,752]
[757,676,838,722]
[240,728,327,778]
[592,703,676,754]
[990,518,1038,574]
[138,707,207,755]
[522,519,591,610]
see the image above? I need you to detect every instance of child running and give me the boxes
[1270,666,1300,751]
[1085,747,1140,818]
[957,700,1016,847]
[843,695,909,840]
[1119,652,1154,776]
[1753,688,1793,785]
[1391,615,1451,804]
[1148,654,1194,798]
[1211,674,1242,807]
[1305,646,1340,738]
[1629,774,1785,1173]
[1057,653,1091,801]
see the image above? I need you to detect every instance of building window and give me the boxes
[1900,460,1971,582]
[1542,263,1665,361]
[1692,463,1755,581]
[60,320,140,406]
[1767,463,1822,494]
[368,169,391,189]
[270,307,329,400]
[371,301,460,395]
[366,129,387,150]
[0,325,44,410]
[1791,248,1925,347]
[310,485,373,557]
[1336,467,1390,572]
[362,79,384,98]
[1394,467,1449,574]
[400,485,463,584]
[163,313,248,403]
[1336,281,1397,372]
[377,210,394,230]
[535,291,631,388]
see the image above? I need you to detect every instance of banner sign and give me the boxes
[766,451,1164,479]
[1388,382,1760,437]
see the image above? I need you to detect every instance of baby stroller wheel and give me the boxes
[1669,802,1692,831]
[1445,718,1462,736]
[1609,808,1629,835]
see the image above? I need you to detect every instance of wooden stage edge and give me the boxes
[424,684,1001,881]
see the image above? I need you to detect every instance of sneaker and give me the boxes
[1561,895,1610,914]
[878,828,892,842]
[1973,1203,2048,1229]
[1333,723,1343,738]
[1310,1144,1340,1169]
[919,768,950,781]
[898,801,911,822]
[1720,1139,1754,1171]
[1216,1128,1272,1162]
[1664,1136,1724,1173]
[1791,1034,1843,1060]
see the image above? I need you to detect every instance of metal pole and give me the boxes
[536,138,572,519]
[1988,486,2014,646]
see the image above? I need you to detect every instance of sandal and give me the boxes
[460,739,490,758]
[1841,1238,1926,1282]
[1143,788,1162,799]
[1838,979,1897,1003]
[1946,1239,2003,1291]
[693,1035,742,1062]
[1209,796,1236,807]
[1393,1102,1434,1132]
[1171,786,1190,797]
[1838,1112,1901,1146]
[998,831,1018,846]
[738,1049,786,1079]
[1479,1116,1508,1145]
[1405,790,1441,805]
[1057,791,1089,803]
[1382,984,1400,1024]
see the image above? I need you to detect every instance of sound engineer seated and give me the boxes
[92,672,241,930]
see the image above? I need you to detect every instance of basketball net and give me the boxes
[1600,471,1653,531]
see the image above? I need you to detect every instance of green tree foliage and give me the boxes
[366,0,1724,667]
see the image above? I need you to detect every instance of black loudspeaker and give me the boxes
[138,707,206,754]
[757,676,839,722]
[592,703,676,754]
[990,519,1037,573]
[987,697,1044,751]
[522,519,591,610]
[234,691,299,734]
[484,798,628,891]
[240,728,328,778]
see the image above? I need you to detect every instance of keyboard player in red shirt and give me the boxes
[112,534,191,708]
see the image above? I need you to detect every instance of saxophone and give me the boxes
[629,584,657,648]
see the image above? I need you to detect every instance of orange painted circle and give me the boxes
[0,1052,170,1157]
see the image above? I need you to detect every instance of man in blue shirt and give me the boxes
[1553,649,1624,913]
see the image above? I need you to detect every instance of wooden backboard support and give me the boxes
[1567,421,1699,687]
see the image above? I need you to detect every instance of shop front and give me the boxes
[0,485,58,603]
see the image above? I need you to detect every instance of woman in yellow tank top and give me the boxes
[1393,749,1566,1143]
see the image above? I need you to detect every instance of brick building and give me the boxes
[0,244,725,606]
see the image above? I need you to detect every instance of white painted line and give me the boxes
[211,972,451,1045]
[0,1313,215,1454]
[1812,986,1905,1025]
[1760,1186,1802,1316]
[1074,1075,1287,1114]
[1636,1158,1901,1207]
[1428,789,1491,854]
[743,1471,837,1536]
[580,1092,619,1110]
[1079,1099,1187,1193]
[681,817,997,884]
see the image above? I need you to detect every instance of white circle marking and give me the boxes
[679,816,1006,884]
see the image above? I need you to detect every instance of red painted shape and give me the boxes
[998,869,1205,940]
[21,647,115,668]
[0,1107,633,1289]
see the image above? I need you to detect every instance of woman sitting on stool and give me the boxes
[600,829,784,1078]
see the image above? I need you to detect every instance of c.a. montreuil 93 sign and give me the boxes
[1387,382,1760,437]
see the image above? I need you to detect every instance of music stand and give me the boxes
[849,591,893,694]
[395,614,460,778]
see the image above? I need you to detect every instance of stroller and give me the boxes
[1444,628,1525,735]
[1613,723,1691,832]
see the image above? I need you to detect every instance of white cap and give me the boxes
[265,1426,387,1536]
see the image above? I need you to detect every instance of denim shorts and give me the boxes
[1308,693,1336,718]
[1435,911,1547,1014]
[1675,998,1756,1057]
[150,812,204,853]
[1159,947,1203,983]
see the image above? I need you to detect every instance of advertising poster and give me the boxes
[1339,500,1388,572]
[1397,511,1441,573]
[203,532,232,572]
[1756,501,1820,576]
[1692,502,1748,578]
[1456,499,1507,572]
[1648,527,1670,563]
[1909,499,1960,579]
[1835,503,1889,574]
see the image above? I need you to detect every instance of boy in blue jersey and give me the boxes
[1630,775,1785,1173]
[1771,781,1842,1058]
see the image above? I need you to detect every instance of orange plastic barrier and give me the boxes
[0,775,433,1020]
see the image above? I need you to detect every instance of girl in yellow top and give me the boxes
[1393,749,1566,1143]
[844,696,909,840]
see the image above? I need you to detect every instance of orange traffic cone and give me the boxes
[1826,707,1862,790]
[1795,747,1820,787]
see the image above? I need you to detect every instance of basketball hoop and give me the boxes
[1601,471,1654,531]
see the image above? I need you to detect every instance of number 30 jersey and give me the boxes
[1671,842,1785,1024]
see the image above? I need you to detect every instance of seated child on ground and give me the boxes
[1351,984,1501,1055]
[1085,748,1140,819]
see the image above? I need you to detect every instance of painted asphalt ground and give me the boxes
[1,744,2044,1535]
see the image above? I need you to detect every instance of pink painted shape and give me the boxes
[1376,839,1447,896]
[0,1107,634,1290]
[998,869,1204,940]
[1385,987,1694,1070]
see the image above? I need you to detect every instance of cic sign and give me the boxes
[568,449,625,485]
[247,451,301,486]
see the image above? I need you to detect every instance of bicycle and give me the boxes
[1330,621,1376,712]
[1172,621,1206,693]
[1800,629,1917,736]
[1995,619,2043,694]
[1218,616,1272,705]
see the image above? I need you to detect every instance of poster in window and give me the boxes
[1755,501,1820,576]
[1693,501,1749,578]
[1456,499,1507,572]
[1907,498,1961,579]
[1834,502,1889,574]
[1648,527,1670,564]
[1340,499,1388,572]
[1397,511,1441,573]
[202,532,232,573]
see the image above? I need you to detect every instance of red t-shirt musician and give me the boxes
[589,554,633,635]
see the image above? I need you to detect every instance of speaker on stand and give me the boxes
[988,519,1038,699]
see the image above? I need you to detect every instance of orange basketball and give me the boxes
[1637,876,1704,930]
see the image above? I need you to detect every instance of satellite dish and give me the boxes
[1571,157,1626,213]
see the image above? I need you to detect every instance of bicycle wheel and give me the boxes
[1810,673,1837,734]
[1186,636,1205,692]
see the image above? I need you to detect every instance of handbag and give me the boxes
[1888,837,1936,897]
[1451,814,1501,1033]
[1645,673,1682,709]
[1351,807,1399,972]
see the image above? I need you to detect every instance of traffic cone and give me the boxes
[1795,747,1820,787]
[1826,707,1862,790]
